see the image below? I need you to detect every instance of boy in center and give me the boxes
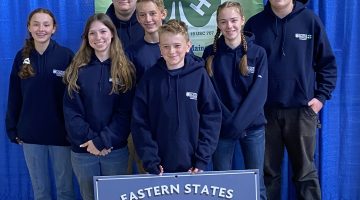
[131,19,222,174]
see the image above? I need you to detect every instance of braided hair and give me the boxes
[18,8,56,79]
[205,1,248,77]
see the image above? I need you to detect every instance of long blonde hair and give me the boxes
[19,8,56,79]
[206,1,248,77]
[64,13,135,97]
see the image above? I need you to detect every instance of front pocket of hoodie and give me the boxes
[268,79,308,106]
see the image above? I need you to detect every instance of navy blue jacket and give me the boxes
[131,54,222,174]
[203,34,268,139]
[126,38,161,82]
[244,0,337,108]
[63,55,133,153]
[106,4,144,50]
[6,40,74,145]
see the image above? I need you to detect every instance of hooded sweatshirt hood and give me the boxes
[297,0,308,4]
[6,40,74,145]
[244,0,337,108]
[106,4,144,49]
[131,53,221,174]
[264,0,307,56]
[202,33,268,139]
[63,54,133,153]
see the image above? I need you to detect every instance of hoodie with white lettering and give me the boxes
[131,53,222,174]
[202,34,268,139]
[63,55,133,153]
[6,40,74,145]
[244,0,337,107]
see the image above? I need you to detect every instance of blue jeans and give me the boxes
[22,143,75,200]
[71,147,129,200]
[212,127,267,200]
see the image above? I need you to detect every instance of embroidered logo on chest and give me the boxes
[186,92,198,100]
[247,66,255,74]
[295,33,312,40]
[52,69,65,77]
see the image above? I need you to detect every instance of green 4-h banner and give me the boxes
[95,0,263,56]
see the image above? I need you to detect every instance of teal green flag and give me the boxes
[95,0,263,55]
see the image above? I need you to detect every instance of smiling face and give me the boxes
[217,6,244,46]
[28,12,56,45]
[159,32,191,70]
[88,20,113,57]
[136,1,166,34]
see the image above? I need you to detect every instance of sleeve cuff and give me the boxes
[92,136,105,151]
[315,95,326,105]
[147,165,161,175]
[195,160,208,171]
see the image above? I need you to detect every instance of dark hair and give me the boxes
[206,1,248,76]
[19,8,57,79]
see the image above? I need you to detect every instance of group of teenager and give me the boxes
[5,0,337,200]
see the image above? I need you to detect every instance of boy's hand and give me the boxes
[188,167,203,174]
[158,165,164,176]
[308,98,323,114]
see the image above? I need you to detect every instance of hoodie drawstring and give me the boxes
[166,74,181,134]
[167,75,171,100]
[99,63,103,92]
[176,74,180,133]
[275,18,279,39]
[274,16,288,57]
[282,19,288,56]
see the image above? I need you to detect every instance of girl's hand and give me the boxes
[80,140,101,156]
[15,137,23,145]
[99,147,113,156]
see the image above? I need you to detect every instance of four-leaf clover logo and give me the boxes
[165,0,220,27]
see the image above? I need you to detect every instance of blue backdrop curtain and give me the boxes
[0,0,359,199]
[0,1,93,199]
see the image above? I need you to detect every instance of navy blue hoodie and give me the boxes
[106,4,144,50]
[203,34,268,139]
[126,38,195,82]
[126,38,161,82]
[131,54,222,174]
[63,55,133,153]
[6,40,74,145]
[244,0,337,107]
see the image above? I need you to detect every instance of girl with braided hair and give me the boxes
[5,8,75,200]
[202,1,268,199]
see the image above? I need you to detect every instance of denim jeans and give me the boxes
[71,146,129,200]
[212,127,267,200]
[22,143,75,200]
[264,107,321,200]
